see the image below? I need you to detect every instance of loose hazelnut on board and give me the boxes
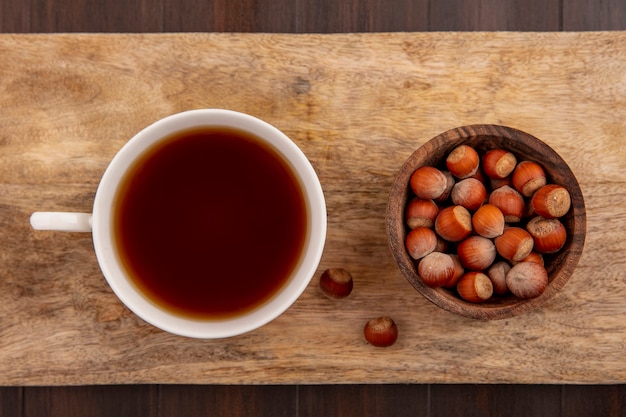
[456,271,494,303]
[435,205,473,242]
[488,185,525,223]
[482,149,517,179]
[319,268,354,299]
[494,227,534,262]
[506,262,548,299]
[418,252,456,287]
[405,198,439,229]
[512,160,547,197]
[410,166,449,200]
[405,227,438,260]
[446,144,480,179]
[531,184,572,219]
[451,178,487,211]
[364,316,398,347]
[472,204,505,239]
[486,261,511,295]
[457,235,497,271]
[526,216,567,253]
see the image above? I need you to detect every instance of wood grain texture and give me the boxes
[298,0,429,33]
[428,0,560,31]
[159,385,297,417]
[30,0,163,32]
[23,386,158,417]
[563,0,626,31]
[0,32,625,385]
[0,0,28,33]
[299,385,428,417]
[163,0,296,32]
[562,385,626,417]
[430,384,562,417]
[0,387,22,417]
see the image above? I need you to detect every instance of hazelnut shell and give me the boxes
[364,317,398,348]
[457,272,494,303]
[512,160,547,197]
[488,185,525,223]
[405,227,438,260]
[418,252,455,287]
[531,184,572,219]
[526,216,567,253]
[446,144,480,179]
[410,166,448,200]
[472,204,505,238]
[483,149,517,179]
[506,262,548,299]
[457,235,497,271]
[494,227,534,262]
[319,268,354,299]
[434,205,473,242]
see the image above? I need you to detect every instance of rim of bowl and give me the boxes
[386,124,586,320]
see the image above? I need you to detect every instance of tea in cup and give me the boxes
[31,109,327,338]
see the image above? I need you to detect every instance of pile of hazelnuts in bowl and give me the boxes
[386,125,586,320]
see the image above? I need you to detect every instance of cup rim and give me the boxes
[92,109,327,338]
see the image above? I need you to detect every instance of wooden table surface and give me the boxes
[1,31,625,386]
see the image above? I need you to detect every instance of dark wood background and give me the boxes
[1,0,625,416]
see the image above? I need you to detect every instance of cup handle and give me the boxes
[30,212,93,232]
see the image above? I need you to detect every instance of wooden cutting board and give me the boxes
[0,32,625,385]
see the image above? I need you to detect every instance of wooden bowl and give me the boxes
[386,125,586,320]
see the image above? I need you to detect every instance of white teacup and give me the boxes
[31,109,327,339]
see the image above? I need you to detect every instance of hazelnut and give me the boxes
[405,198,439,229]
[494,227,534,262]
[514,251,544,266]
[483,149,517,179]
[434,235,449,253]
[472,204,505,238]
[405,227,437,260]
[417,252,455,287]
[319,268,354,299]
[434,170,456,203]
[410,166,448,200]
[512,161,547,197]
[526,216,567,253]
[446,144,480,179]
[401,143,569,308]
[531,184,572,218]
[443,254,465,288]
[364,316,398,347]
[434,205,472,242]
[468,166,487,183]
[506,261,548,299]
[486,261,511,295]
[451,178,487,211]
[488,185,525,223]
[456,271,493,303]
[489,176,513,190]
[457,235,497,271]
[524,198,537,219]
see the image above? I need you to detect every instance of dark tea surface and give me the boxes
[114,127,308,320]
